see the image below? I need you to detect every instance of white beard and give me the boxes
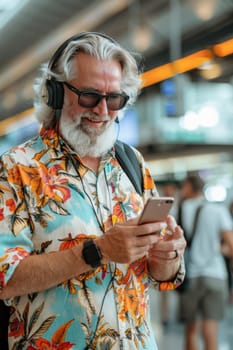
[59,111,118,157]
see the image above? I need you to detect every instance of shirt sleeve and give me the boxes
[0,156,33,292]
[148,256,185,291]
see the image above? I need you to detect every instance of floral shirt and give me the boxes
[0,128,184,350]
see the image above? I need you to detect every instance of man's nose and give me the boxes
[92,96,109,115]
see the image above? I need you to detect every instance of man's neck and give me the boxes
[82,156,101,172]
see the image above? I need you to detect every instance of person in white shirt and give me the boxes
[178,174,233,350]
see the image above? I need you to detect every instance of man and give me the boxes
[178,174,233,350]
[0,32,186,350]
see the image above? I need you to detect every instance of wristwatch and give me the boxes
[82,239,102,268]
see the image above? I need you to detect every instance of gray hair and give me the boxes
[33,33,142,128]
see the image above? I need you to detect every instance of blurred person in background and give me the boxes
[0,32,186,350]
[222,200,233,303]
[178,174,233,350]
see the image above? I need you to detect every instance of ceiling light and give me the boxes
[204,184,227,202]
[199,62,222,79]
[180,111,199,130]
[189,0,217,21]
[198,105,219,127]
[131,23,152,51]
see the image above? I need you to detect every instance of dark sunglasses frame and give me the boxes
[63,82,129,111]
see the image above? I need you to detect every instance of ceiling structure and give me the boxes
[0,0,233,122]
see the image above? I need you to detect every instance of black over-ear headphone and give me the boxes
[45,32,117,111]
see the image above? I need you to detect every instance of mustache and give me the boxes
[80,112,111,123]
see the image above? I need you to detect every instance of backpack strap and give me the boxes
[178,202,205,248]
[189,204,204,248]
[114,140,143,196]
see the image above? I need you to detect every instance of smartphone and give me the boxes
[138,197,174,224]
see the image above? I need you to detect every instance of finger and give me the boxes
[163,223,184,241]
[135,222,167,237]
[148,248,179,261]
[150,230,186,253]
[166,215,177,231]
[135,234,160,248]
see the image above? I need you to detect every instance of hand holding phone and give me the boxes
[138,197,174,225]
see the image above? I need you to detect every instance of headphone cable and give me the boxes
[84,263,116,350]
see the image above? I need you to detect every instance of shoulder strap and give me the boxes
[114,140,143,196]
[188,203,205,248]
[178,202,205,248]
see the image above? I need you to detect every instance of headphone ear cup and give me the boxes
[46,79,64,110]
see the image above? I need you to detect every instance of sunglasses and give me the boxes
[64,82,129,111]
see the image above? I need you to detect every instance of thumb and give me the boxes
[166,215,177,231]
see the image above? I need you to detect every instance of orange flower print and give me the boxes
[6,198,16,212]
[7,167,22,185]
[112,202,125,224]
[159,281,175,291]
[39,163,70,202]
[111,157,119,167]
[129,192,143,213]
[39,127,59,149]
[9,317,25,338]
[14,162,70,208]
[27,319,75,349]
[27,339,74,349]
[0,183,11,192]
[117,284,147,327]
[120,259,146,285]
[117,261,148,326]
[59,233,86,250]
[143,168,155,190]
[0,207,4,220]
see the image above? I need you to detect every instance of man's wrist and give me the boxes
[148,256,181,282]
[95,237,110,265]
[149,254,185,286]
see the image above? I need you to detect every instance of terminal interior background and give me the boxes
[0,1,233,348]
[0,0,233,206]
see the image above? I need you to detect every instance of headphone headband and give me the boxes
[48,31,117,71]
[45,31,119,113]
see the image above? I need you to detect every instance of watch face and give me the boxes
[82,240,102,268]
